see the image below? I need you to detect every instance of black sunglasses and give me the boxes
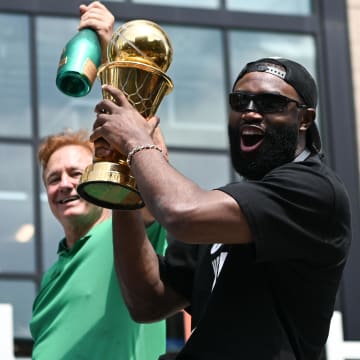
[229,92,308,114]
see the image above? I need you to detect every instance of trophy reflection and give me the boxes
[77,20,173,209]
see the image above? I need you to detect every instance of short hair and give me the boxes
[38,129,93,170]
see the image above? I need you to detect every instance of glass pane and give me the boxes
[226,0,312,15]
[158,25,228,149]
[169,151,231,189]
[0,280,36,338]
[132,0,219,9]
[39,182,63,272]
[228,30,321,134]
[38,18,227,149]
[0,14,31,137]
[37,17,103,137]
[0,145,35,272]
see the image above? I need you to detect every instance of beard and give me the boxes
[228,121,299,180]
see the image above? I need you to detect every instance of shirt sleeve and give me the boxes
[158,240,199,302]
[218,160,350,265]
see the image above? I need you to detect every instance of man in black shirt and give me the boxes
[91,57,351,359]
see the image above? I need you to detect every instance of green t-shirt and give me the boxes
[30,218,167,360]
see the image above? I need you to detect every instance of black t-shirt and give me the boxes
[159,155,351,360]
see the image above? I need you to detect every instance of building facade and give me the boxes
[0,0,359,357]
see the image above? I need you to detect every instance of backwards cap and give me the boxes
[234,57,321,152]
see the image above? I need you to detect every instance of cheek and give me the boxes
[229,110,239,123]
[228,112,242,131]
[267,107,300,124]
[264,117,298,131]
[46,186,57,201]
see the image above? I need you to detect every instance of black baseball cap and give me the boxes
[233,57,321,153]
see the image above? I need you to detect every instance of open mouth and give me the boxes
[58,195,80,204]
[240,125,265,152]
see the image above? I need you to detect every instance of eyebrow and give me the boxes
[45,166,82,181]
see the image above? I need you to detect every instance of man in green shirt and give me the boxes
[30,129,167,359]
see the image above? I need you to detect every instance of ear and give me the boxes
[299,108,316,132]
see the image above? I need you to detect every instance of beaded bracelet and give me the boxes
[126,144,163,167]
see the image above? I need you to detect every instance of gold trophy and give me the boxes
[77,20,173,209]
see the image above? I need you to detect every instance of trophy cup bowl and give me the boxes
[77,20,173,209]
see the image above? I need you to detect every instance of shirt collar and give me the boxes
[57,235,91,255]
[293,148,311,163]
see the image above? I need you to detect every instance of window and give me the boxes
[0,14,31,137]
[226,0,312,15]
[158,25,228,149]
[0,144,35,273]
[131,0,219,8]
[0,0,356,353]
[37,17,103,137]
[0,281,36,338]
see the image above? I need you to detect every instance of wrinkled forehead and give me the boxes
[44,145,92,172]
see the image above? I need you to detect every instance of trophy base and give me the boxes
[77,161,144,210]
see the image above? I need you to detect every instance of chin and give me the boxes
[56,204,84,219]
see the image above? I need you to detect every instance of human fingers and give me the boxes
[80,1,108,15]
[79,6,113,25]
[79,4,88,16]
[78,1,114,57]
[90,114,125,155]
[90,115,108,143]
[101,85,132,109]
[79,13,114,35]
[94,98,118,116]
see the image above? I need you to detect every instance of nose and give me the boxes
[240,100,263,123]
[59,174,73,191]
[243,99,259,113]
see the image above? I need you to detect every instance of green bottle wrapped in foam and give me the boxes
[56,28,102,97]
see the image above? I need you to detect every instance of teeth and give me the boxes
[241,126,264,136]
[59,195,80,204]
[242,129,263,136]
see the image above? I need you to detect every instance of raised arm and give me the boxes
[112,209,189,322]
[91,85,254,246]
[79,1,114,63]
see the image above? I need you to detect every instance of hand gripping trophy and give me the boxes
[77,20,173,209]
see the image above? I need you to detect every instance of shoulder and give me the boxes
[219,155,351,250]
[221,155,349,208]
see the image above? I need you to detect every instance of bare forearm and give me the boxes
[130,150,204,232]
[112,210,186,322]
[91,86,252,245]
[129,150,252,245]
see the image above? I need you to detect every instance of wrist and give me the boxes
[126,144,163,167]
